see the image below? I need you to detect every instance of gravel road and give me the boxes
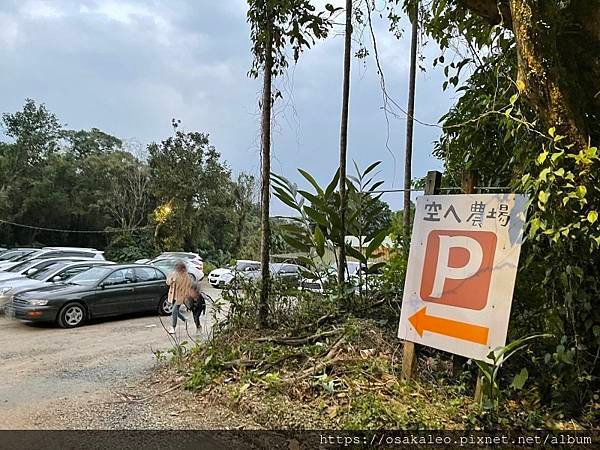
[0,282,240,430]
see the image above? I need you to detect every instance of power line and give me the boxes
[0,219,153,234]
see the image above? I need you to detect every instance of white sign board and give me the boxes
[398,194,528,362]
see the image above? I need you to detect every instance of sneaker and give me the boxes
[168,327,175,334]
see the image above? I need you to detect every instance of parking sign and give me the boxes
[398,194,528,361]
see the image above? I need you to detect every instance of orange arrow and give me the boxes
[408,307,489,345]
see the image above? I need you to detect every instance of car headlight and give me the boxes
[28,299,48,306]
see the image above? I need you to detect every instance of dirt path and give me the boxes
[0,284,249,431]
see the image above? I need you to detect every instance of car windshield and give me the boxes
[14,251,38,261]
[6,259,38,273]
[30,262,68,280]
[0,251,27,261]
[68,266,113,286]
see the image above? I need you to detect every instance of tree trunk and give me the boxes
[461,0,600,147]
[258,7,273,328]
[509,0,588,148]
[403,4,418,240]
[337,0,352,287]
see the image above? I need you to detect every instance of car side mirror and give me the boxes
[26,268,38,275]
[99,282,106,289]
[51,276,62,282]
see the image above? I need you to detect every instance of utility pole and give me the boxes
[402,2,419,239]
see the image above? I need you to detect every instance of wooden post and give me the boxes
[451,170,478,377]
[460,169,487,402]
[401,170,442,381]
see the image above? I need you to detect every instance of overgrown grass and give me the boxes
[165,281,595,430]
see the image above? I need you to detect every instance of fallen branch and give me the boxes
[289,336,348,381]
[298,313,337,332]
[253,329,338,346]
[221,359,260,369]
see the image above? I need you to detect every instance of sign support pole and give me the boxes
[461,169,487,403]
[451,170,478,377]
[401,170,442,381]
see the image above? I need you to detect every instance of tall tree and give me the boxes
[248,0,333,326]
[258,13,274,325]
[337,0,353,286]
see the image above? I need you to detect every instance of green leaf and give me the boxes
[539,168,550,182]
[367,262,386,274]
[304,206,328,228]
[366,229,389,257]
[298,168,323,195]
[537,151,548,165]
[345,245,367,264]
[314,226,325,257]
[325,170,340,197]
[362,161,382,178]
[272,186,300,211]
[510,368,529,390]
[538,190,548,204]
[576,185,587,199]
[282,234,310,253]
[297,255,317,268]
[529,217,541,237]
[297,190,323,207]
[548,127,555,138]
[587,211,598,224]
[509,93,518,105]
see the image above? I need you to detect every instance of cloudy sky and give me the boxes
[0,0,456,213]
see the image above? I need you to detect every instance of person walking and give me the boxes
[187,281,207,335]
[166,260,193,334]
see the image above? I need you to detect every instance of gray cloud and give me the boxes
[0,0,455,214]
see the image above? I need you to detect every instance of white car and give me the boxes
[0,247,104,271]
[208,260,260,288]
[0,249,40,270]
[149,257,204,281]
[300,262,368,293]
[0,260,114,311]
[136,252,203,273]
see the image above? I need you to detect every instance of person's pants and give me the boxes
[192,304,205,328]
[172,303,186,328]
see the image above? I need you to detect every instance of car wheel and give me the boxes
[58,302,86,328]
[158,295,173,316]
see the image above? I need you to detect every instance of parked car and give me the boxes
[147,257,204,281]
[136,252,203,273]
[6,264,170,328]
[0,260,114,311]
[208,260,260,288]
[0,247,104,270]
[239,263,302,287]
[0,249,40,269]
[300,262,376,293]
[0,257,97,282]
[41,247,105,260]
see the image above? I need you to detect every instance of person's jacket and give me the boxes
[166,271,193,305]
